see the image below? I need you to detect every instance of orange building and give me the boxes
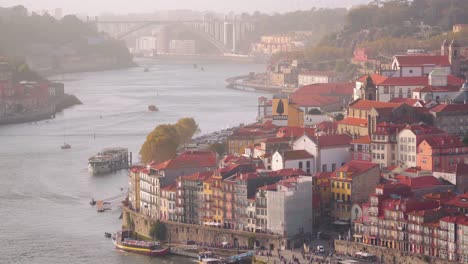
[417,135,468,171]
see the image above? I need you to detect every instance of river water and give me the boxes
[0,59,267,264]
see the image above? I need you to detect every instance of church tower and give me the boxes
[361,74,377,101]
[449,39,461,75]
[441,39,449,56]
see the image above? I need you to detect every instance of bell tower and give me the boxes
[361,74,377,101]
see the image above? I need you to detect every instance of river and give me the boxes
[0,58,267,264]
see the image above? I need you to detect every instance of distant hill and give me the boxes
[0,5,133,75]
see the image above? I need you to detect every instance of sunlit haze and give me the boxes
[2,0,370,15]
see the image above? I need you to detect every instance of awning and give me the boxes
[353,234,363,238]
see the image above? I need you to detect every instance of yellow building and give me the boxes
[211,170,224,226]
[330,161,380,222]
[202,176,214,223]
[272,94,304,127]
[129,166,144,211]
[313,172,332,226]
[227,123,278,154]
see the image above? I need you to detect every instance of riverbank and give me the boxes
[150,53,266,64]
[0,94,82,126]
[226,75,295,94]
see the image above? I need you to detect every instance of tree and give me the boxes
[209,142,227,156]
[276,99,285,115]
[140,124,180,164]
[335,113,344,121]
[150,220,167,241]
[175,117,200,146]
[463,133,468,145]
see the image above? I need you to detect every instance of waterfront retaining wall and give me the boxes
[334,240,454,264]
[122,207,282,250]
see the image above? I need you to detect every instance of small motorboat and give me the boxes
[90,198,96,206]
[61,143,71,149]
[105,232,112,238]
[148,105,159,112]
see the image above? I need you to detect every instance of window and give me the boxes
[332,163,336,171]
[347,183,350,189]
[298,161,303,169]
[382,154,385,160]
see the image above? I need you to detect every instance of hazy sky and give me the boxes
[2,0,370,15]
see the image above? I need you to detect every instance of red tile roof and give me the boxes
[429,103,468,113]
[335,161,379,175]
[315,134,352,147]
[349,99,401,110]
[290,94,340,107]
[181,171,215,181]
[294,82,354,96]
[351,136,371,144]
[356,74,388,85]
[444,193,468,209]
[379,75,464,86]
[396,175,444,189]
[259,183,277,191]
[394,55,451,67]
[151,150,217,170]
[420,135,466,149]
[161,182,177,192]
[417,84,460,93]
[276,126,315,139]
[275,168,306,177]
[281,150,313,160]
[315,121,338,133]
[389,98,425,106]
[313,172,333,179]
[337,117,368,127]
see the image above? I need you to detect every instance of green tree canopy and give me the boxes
[209,142,227,156]
[150,220,167,241]
[140,124,180,164]
[175,117,200,145]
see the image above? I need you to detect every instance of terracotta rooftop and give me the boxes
[349,99,401,111]
[419,135,466,149]
[444,193,468,209]
[280,150,314,160]
[394,55,451,67]
[351,135,371,145]
[379,75,464,86]
[290,94,340,107]
[335,161,379,175]
[151,150,217,170]
[396,175,444,189]
[429,103,468,113]
[276,126,315,139]
[356,74,388,85]
[337,117,368,127]
[389,98,425,106]
[161,183,177,192]
[315,134,352,148]
[294,82,354,96]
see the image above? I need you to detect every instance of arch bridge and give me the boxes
[91,19,255,54]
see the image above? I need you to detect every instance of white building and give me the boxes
[135,36,157,53]
[391,55,451,77]
[292,134,352,173]
[169,40,196,55]
[266,176,313,243]
[397,124,447,168]
[271,150,314,173]
[298,71,337,86]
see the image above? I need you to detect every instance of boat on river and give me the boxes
[198,252,222,264]
[61,143,71,149]
[112,230,170,256]
[88,148,129,174]
[148,105,158,112]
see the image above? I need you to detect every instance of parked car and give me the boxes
[316,245,325,253]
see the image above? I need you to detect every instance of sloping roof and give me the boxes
[161,183,177,192]
[351,136,371,144]
[337,117,368,127]
[444,193,468,209]
[394,55,451,67]
[276,126,315,138]
[315,134,352,147]
[396,175,444,189]
[379,75,464,86]
[417,84,460,93]
[349,99,401,110]
[295,82,354,96]
[389,98,425,106]
[356,74,388,85]
[182,171,215,181]
[429,103,468,113]
[290,94,340,107]
[315,121,338,133]
[275,168,306,177]
[152,150,217,170]
[335,161,379,175]
[420,135,466,149]
[281,150,313,160]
